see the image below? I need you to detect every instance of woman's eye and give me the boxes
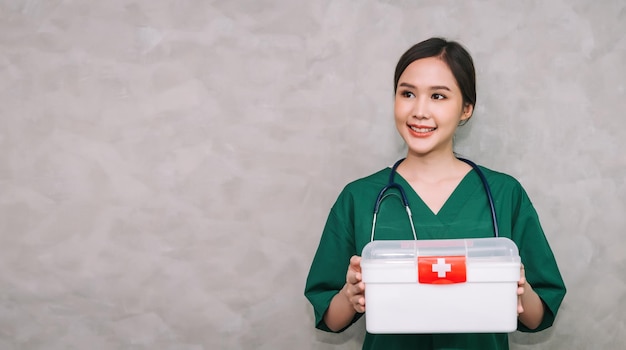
[432,93,445,100]
[401,91,415,98]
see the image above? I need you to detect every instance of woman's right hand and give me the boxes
[323,255,367,331]
[343,255,366,313]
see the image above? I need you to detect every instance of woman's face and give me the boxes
[394,57,473,158]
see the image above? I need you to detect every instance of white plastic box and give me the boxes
[361,237,521,334]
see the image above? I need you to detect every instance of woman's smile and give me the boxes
[408,124,437,137]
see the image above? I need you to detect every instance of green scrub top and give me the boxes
[304,165,566,350]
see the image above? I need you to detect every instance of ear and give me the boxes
[461,103,474,122]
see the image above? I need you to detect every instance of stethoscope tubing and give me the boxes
[458,157,500,238]
[371,158,499,241]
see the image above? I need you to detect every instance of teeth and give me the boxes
[410,126,435,133]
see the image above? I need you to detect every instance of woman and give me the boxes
[304,37,566,349]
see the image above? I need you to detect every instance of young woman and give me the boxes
[304,37,566,349]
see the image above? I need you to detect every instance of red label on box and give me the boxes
[418,256,467,284]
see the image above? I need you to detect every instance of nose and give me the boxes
[412,97,430,119]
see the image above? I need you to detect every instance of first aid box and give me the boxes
[360,237,521,334]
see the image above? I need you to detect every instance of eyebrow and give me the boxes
[398,82,451,91]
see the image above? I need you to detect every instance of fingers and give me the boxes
[517,283,525,314]
[517,262,526,291]
[354,299,365,313]
[517,300,524,314]
[346,286,365,313]
[346,271,360,285]
[517,263,526,314]
[350,256,362,272]
[346,256,362,283]
[343,279,366,313]
[345,255,366,313]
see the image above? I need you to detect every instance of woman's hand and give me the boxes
[343,255,366,313]
[517,263,545,329]
[323,255,366,331]
[324,255,365,332]
[517,264,526,314]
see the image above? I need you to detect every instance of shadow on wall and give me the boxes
[315,319,367,347]
[509,327,554,345]
[305,302,366,347]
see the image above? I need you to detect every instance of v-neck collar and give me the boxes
[392,168,483,223]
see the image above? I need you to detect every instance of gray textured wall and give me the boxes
[0,0,624,349]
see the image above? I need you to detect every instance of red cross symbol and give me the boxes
[418,256,467,284]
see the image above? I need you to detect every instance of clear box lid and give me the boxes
[361,238,520,284]
[361,237,520,264]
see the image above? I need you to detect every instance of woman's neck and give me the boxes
[397,152,469,184]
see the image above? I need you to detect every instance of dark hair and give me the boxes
[394,37,476,108]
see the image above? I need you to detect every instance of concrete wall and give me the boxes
[0,0,624,349]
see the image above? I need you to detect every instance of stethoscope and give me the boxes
[370,158,499,241]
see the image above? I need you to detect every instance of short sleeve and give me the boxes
[304,189,362,332]
[512,188,567,332]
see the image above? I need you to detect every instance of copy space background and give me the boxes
[1,0,624,349]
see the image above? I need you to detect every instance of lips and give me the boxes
[409,125,436,133]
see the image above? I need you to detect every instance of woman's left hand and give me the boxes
[517,263,526,314]
[516,262,545,329]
